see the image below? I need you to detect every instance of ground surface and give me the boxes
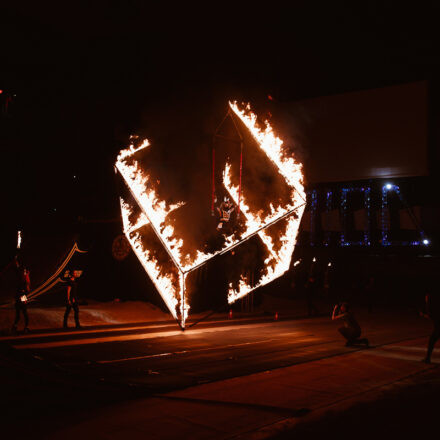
[0,300,170,330]
[0,305,438,439]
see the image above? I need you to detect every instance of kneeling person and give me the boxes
[332,302,369,347]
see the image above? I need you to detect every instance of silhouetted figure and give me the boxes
[12,258,30,334]
[63,272,81,329]
[332,302,369,347]
[305,276,319,316]
[420,293,440,363]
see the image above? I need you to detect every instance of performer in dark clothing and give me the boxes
[332,302,369,347]
[420,293,440,363]
[12,259,30,333]
[63,272,81,329]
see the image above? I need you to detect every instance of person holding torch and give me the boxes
[12,258,30,334]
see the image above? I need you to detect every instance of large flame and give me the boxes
[115,102,305,328]
[225,102,306,303]
[229,102,304,195]
[116,142,236,273]
[120,198,181,321]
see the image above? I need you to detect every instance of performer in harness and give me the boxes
[217,197,235,230]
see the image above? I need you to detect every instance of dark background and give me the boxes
[1,2,440,304]
[2,2,439,223]
[286,81,429,183]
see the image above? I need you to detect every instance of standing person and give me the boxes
[63,271,81,329]
[332,302,369,347]
[420,293,440,364]
[12,258,30,334]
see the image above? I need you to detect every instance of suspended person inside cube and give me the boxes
[216,197,235,230]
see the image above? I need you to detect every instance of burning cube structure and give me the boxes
[116,102,306,329]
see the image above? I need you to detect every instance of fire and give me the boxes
[117,139,150,161]
[117,143,236,273]
[116,102,305,328]
[120,198,180,322]
[229,102,304,195]
[225,102,305,303]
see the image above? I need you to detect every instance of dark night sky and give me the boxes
[1,2,439,233]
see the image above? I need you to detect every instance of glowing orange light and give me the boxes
[116,102,305,329]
